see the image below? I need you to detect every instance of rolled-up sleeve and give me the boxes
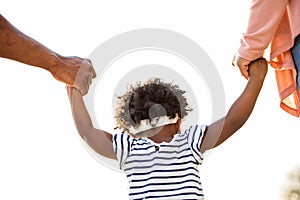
[238,0,289,61]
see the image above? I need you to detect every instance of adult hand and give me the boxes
[51,56,96,95]
[1,15,96,95]
[232,54,251,79]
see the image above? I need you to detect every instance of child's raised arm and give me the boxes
[67,87,116,160]
[200,58,268,153]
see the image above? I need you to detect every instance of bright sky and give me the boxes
[1,1,300,200]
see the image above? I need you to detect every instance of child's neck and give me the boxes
[148,124,180,144]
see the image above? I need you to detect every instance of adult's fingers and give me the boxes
[240,67,249,80]
[232,54,237,66]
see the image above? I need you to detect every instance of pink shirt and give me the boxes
[238,0,300,117]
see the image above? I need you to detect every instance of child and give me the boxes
[67,58,268,199]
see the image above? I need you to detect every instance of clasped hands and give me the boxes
[51,56,96,95]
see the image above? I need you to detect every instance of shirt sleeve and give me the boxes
[238,0,289,61]
[112,132,134,170]
[187,125,207,164]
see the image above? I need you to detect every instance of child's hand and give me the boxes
[248,58,268,81]
[52,58,96,96]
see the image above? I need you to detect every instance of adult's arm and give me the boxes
[0,14,96,95]
[234,0,288,79]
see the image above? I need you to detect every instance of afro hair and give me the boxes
[114,78,192,133]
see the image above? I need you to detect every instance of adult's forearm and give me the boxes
[0,14,58,71]
[238,0,289,61]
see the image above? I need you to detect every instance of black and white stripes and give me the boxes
[113,125,207,200]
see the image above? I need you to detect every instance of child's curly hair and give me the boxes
[115,78,192,133]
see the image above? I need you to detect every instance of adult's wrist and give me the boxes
[238,46,264,62]
[46,53,63,73]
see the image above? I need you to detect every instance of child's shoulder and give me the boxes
[182,124,207,134]
[179,124,207,142]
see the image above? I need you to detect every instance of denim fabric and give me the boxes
[292,34,300,90]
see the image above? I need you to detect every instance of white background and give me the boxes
[1,0,300,199]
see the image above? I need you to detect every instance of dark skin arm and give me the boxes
[0,14,96,95]
[67,58,267,157]
[67,87,116,160]
[200,58,268,153]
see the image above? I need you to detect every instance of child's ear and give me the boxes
[177,119,181,126]
[176,119,182,132]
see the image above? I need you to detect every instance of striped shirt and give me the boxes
[113,125,207,200]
